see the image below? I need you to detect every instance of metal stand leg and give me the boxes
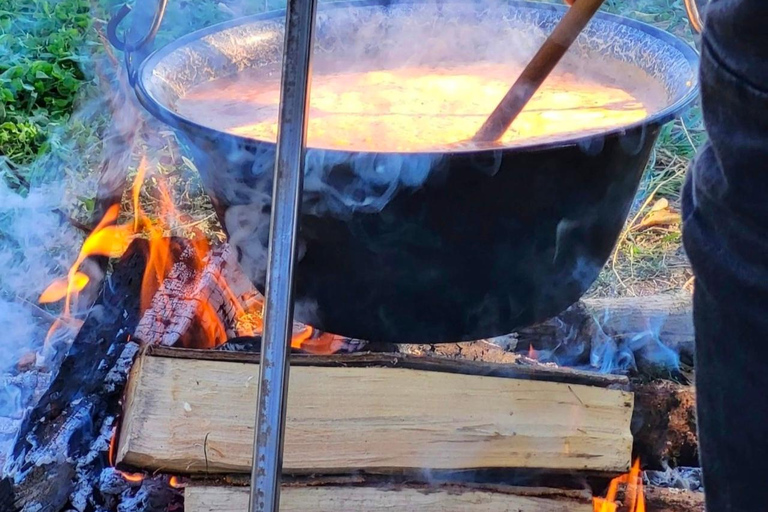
[248,0,317,511]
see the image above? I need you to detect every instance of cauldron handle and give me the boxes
[106,0,169,86]
[683,0,704,34]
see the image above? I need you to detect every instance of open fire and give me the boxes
[33,153,655,509]
[0,2,705,512]
[38,158,337,355]
[594,459,646,512]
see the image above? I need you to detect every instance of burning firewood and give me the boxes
[2,241,181,512]
[130,238,366,354]
[133,242,257,348]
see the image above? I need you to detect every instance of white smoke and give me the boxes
[0,178,86,465]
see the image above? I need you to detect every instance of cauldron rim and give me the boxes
[134,0,700,156]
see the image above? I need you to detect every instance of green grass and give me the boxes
[0,0,94,169]
[577,0,705,297]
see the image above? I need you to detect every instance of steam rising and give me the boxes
[0,178,84,464]
[167,0,600,331]
[0,0,692,470]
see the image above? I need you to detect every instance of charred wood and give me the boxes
[133,241,247,348]
[399,339,521,364]
[0,241,178,512]
[215,334,370,354]
[133,242,371,354]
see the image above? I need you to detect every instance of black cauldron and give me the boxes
[132,0,698,343]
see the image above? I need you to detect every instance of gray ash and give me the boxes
[0,241,181,512]
[645,466,704,492]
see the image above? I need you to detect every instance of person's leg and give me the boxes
[682,1,768,510]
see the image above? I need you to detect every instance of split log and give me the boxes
[1,241,181,512]
[184,484,593,512]
[632,381,698,469]
[401,337,700,470]
[582,293,693,356]
[116,347,633,475]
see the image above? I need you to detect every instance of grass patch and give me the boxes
[0,0,94,168]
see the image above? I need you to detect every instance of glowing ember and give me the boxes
[290,326,343,355]
[108,429,117,466]
[593,459,646,512]
[176,63,666,152]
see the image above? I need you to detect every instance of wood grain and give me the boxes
[184,485,594,512]
[116,351,633,474]
[146,345,629,388]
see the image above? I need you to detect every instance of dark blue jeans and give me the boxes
[682,1,768,510]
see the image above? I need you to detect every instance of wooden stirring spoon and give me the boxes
[472,0,606,144]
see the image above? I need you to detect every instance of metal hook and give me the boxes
[106,0,169,85]
[107,0,168,52]
[106,3,133,52]
[683,0,704,35]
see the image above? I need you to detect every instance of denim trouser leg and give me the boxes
[682,1,768,510]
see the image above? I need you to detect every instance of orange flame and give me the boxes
[169,476,181,488]
[593,459,645,512]
[131,159,175,314]
[40,157,228,349]
[291,327,344,355]
[132,158,148,233]
[39,204,132,314]
[39,272,89,303]
[291,325,314,350]
[120,471,145,483]
[40,203,134,344]
[42,157,346,353]
[194,299,228,349]
[108,429,117,466]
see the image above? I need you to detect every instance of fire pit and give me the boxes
[132,0,698,343]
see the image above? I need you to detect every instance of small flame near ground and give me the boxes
[120,471,145,484]
[38,157,330,353]
[593,459,645,512]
